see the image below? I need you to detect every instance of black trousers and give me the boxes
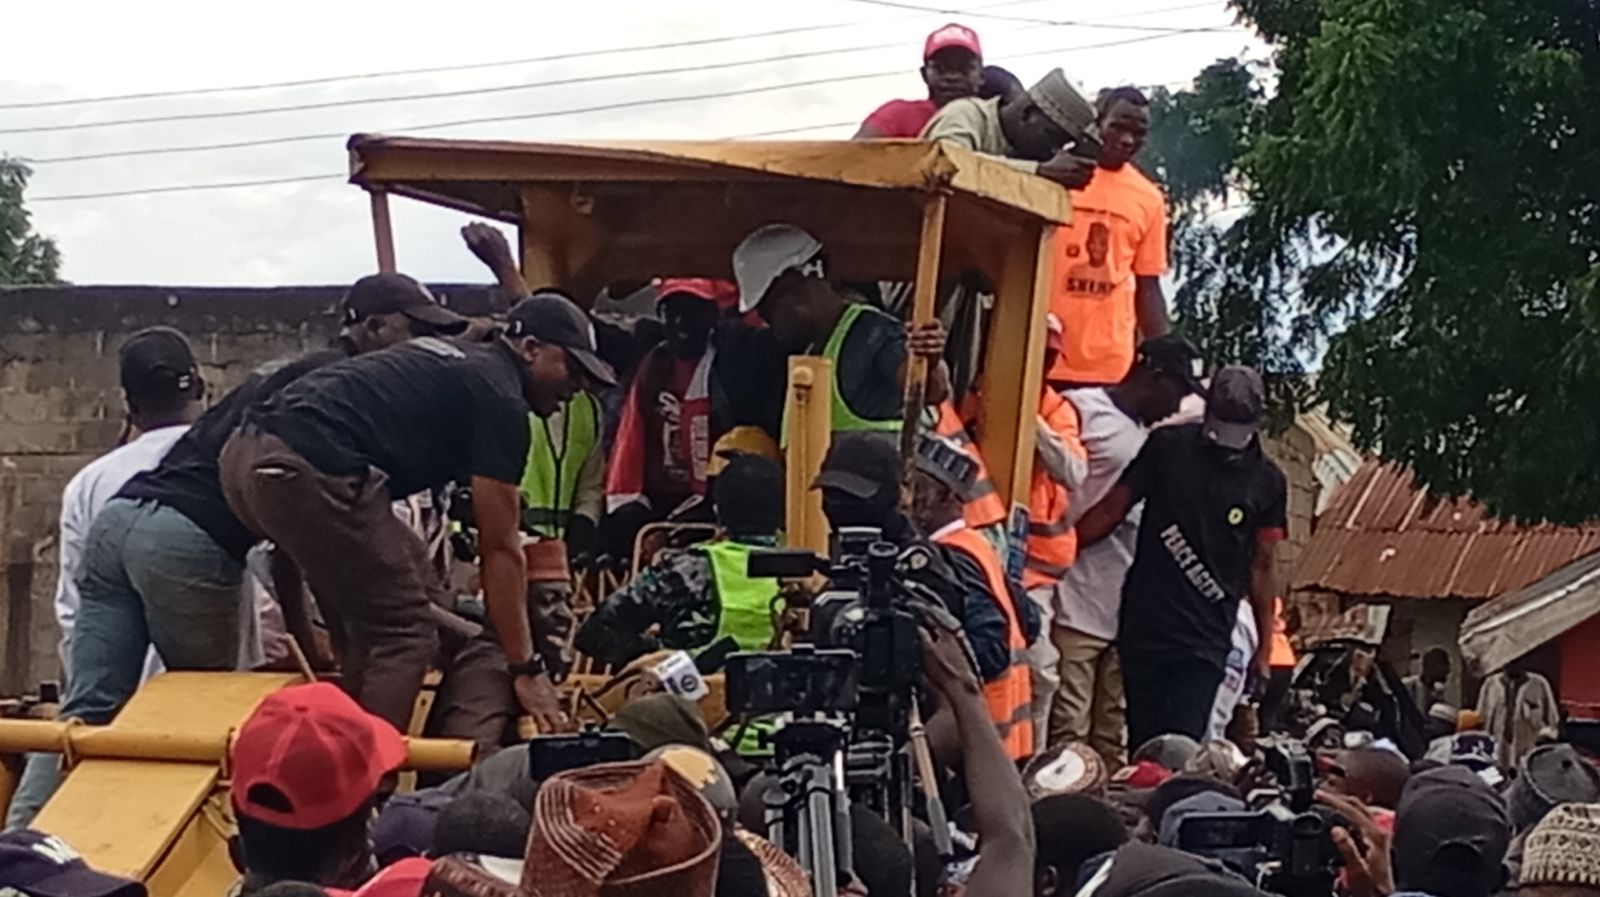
[1122,652,1226,751]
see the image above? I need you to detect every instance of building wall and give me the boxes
[1264,423,1318,594]
[0,285,496,695]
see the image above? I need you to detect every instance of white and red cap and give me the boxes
[924,23,982,61]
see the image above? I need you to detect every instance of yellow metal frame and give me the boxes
[1,673,474,897]
[347,135,1067,512]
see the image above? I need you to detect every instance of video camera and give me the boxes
[725,527,941,897]
[739,527,926,738]
[1176,737,1347,897]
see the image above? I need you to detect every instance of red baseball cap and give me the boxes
[923,23,981,61]
[655,278,737,310]
[231,682,408,830]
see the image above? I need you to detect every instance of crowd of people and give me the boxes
[3,19,1594,897]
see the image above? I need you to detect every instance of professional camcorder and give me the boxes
[1176,737,1348,897]
[725,527,947,897]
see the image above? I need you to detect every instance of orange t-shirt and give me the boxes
[1047,163,1169,385]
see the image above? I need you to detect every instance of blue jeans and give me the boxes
[6,500,248,831]
[58,498,245,726]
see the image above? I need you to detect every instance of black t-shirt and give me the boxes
[246,337,532,498]
[711,322,788,439]
[1117,423,1288,667]
[120,349,347,561]
[832,306,907,423]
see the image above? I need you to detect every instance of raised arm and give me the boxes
[921,625,1034,897]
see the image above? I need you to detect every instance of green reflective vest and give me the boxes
[781,303,904,445]
[519,393,600,539]
[699,541,781,651]
[699,540,783,757]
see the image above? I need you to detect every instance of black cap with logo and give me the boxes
[340,273,469,335]
[118,327,198,402]
[504,291,618,387]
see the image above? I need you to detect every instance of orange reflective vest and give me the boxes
[934,524,1034,761]
[1269,597,1297,669]
[934,401,1007,530]
[1022,389,1087,590]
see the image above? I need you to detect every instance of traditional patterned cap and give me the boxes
[1025,742,1108,800]
[1521,803,1600,888]
[733,829,811,897]
[523,759,722,897]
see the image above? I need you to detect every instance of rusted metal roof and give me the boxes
[1292,461,1600,599]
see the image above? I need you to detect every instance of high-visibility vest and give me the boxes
[781,303,903,445]
[1022,389,1085,590]
[933,524,1034,761]
[700,540,784,756]
[932,401,1008,530]
[519,392,600,539]
[699,541,782,651]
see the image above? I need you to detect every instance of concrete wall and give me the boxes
[1264,422,1318,593]
[0,285,497,695]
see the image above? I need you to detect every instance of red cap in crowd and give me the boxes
[231,682,408,830]
[923,23,981,61]
[655,278,737,310]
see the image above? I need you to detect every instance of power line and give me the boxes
[0,0,1080,112]
[4,9,1239,137]
[29,172,344,202]
[837,0,1237,31]
[22,20,1238,201]
[27,119,870,198]
[4,32,1006,138]
[21,25,1232,167]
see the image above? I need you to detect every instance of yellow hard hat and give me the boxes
[708,426,782,477]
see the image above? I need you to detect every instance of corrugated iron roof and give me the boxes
[1292,461,1600,599]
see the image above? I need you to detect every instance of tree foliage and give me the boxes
[0,158,62,285]
[1147,0,1600,523]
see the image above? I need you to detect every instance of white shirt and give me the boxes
[56,426,189,681]
[1053,389,1148,641]
[1208,601,1260,741]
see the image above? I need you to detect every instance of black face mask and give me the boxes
[1201,434,1257,466]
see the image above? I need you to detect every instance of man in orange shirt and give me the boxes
[1049,87,1170,387]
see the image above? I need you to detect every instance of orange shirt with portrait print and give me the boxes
[1047,163,1169,385]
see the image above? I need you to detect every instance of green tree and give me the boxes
[1149,0,1599,523]
[0,157,62,285]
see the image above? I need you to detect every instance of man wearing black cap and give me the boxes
[56,328,206,682]
[1390,766,1511,897]
[1050,335,1201,762]
[1077,365,1287,748]
[219,292,612,732]
[5,328,207,831]
[337,272,470,354]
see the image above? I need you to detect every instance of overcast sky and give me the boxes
[3,0,1264,286]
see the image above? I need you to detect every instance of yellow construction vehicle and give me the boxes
[0,136,1069,893]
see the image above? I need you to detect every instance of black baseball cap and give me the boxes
[118,326,197,401]
[1202,365,1264,450]
[341,273,468,334]
[1134,335,1204,394]
[0,830,147,897]
[504,291,618,387]
[812,432,901,500]
[1393,766,1510,896]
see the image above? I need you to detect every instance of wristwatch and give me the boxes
[507,657,548,678]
